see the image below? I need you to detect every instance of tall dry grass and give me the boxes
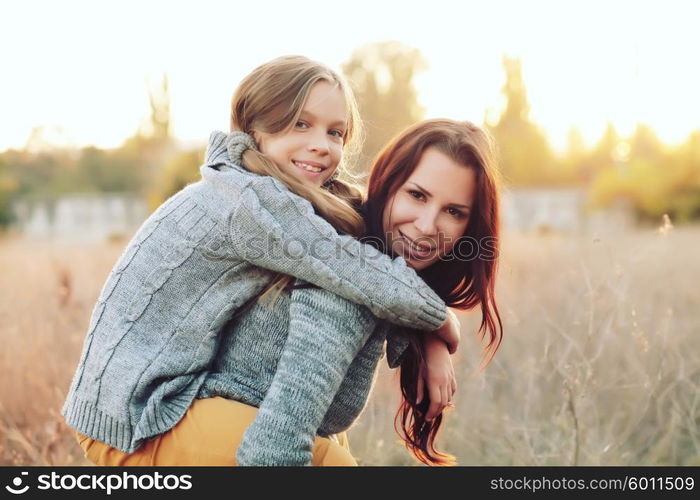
[0,225,698,465]
[0,235,125,465]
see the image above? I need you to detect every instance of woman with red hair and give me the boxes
[362,118,503,464]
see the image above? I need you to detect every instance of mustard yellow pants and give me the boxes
[76,396,357,466]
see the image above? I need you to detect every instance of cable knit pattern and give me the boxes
[231,281,380,465]
[197,280,408,460]
[62,130,445,454]
[204,277,409,466]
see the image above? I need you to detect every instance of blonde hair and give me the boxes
[230,55,365,302]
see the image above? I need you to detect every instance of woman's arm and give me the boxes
[236,283,377,466]
[420,334,457,422]
[227,175,447,331]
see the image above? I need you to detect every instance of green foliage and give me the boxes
[587,124,700,222]
[488,57,562,186]
[0,145,154,195]
[147,149,204,210]
[589,160,668,217]
[0,157,19,227]
[73,146,150,193]
[578,123,620,182]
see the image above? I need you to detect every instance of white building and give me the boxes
[500,187,635,235]
[12,193,148,242]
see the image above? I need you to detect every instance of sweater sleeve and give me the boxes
[385,325,412,369]
[227,175,446,331]
[236,284,377,466]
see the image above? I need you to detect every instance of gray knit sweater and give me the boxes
[198,278,410,466]
[62,131,445,453]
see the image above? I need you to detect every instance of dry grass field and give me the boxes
[1,224,698,466]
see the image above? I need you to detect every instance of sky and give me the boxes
[1,0,699,153]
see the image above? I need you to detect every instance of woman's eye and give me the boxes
[447,207,466,218]
[295,121,309,129]
[408,190,424,200]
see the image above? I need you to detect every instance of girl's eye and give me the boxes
[408,190,424,200]
[329,129,344,138]
[295,121,309,129]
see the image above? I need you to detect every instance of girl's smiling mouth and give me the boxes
[292,159,328,174]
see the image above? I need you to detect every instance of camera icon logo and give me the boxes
[5,472,30,495]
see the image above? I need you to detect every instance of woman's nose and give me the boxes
[414,210,439,236]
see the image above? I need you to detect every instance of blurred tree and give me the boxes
[561,127,587,183]
[625,124,669,218]
[586,123,626,211]
[583,122,620,181]
[658,130,700,221]
[0,156,19,227]
[148,74,172,142]
[5,149,77,196]
[342,41,427,178]
[628,123,664,163]
[120,73,177,195]
[487,56,558,186]
[123,74,174,150]
[588,124,700,222]
[74,146,150,193]
[147,148,204,210]
[23,126,54,155]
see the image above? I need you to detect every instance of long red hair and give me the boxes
[364,119,504,465]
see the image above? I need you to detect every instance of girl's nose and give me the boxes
[307,129,330,155]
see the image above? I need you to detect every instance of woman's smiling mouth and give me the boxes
[397,230,435,258]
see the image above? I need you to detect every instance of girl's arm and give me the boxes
[227,175,447,331]
[382,309,461,370]
[236,283,377,466]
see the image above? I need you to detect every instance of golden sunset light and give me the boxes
[2,0,698,153]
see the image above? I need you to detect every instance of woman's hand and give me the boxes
[432,308,461,354]
[417,333,457,422]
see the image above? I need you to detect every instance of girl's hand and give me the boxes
[432,308,461,354]
[417,333,457,422]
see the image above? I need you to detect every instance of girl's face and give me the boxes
[382,147,476,270]
[254,80,347,187]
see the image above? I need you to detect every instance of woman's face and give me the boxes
[254,80,347,187]
[382,147,476,270]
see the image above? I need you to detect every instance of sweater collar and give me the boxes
[204,130,233,167]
